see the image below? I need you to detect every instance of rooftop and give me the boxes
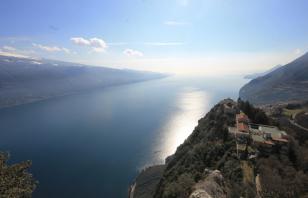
[230,112,288,148]
[236,112,249,123]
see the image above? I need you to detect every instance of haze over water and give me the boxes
[0,75,247,197]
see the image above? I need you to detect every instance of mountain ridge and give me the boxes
[239,52,308,104]
[0,55,166,108]
[244,64,282,79]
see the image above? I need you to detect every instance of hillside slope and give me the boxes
[0,55,165,108]
[239,52,308,104]
[132,99,308,198]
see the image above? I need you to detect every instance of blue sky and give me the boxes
[0,0,308,75]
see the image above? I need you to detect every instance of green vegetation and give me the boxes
[0,152,37,198]
[154,101,245,198]
[237,98,269,125]
[152,99,308,198]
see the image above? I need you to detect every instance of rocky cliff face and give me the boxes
[189,170,227,198]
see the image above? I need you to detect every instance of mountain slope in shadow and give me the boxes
[240,52,308,104]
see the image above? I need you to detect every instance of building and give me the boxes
[236,112,250,133]
[228,112,250,137]
[228,112,289,157]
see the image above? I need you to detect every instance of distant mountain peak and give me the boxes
[240,51,308,104]
[244,64,282,79]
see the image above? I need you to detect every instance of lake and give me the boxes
[0,75,247,198]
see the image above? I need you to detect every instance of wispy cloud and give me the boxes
[123,49,143,57]
[70,37,90,46]
[0,47,30,58]
[71,37,108,52]
[294,48,302,55]
[33,43,70,53]
[3,46,16,51]
[144,42,184,46]
[164,21,189,26]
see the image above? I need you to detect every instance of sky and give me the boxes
[0,0,308,75]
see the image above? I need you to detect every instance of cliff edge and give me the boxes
[131,99,308,198]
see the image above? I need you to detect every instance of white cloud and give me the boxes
[31,61,42,65]
[91,47,104,53]
[0,49,30,58]
[71,37,108,52]
[71,37,90,46]
[0,46,31,58]
[60,47,70,53]
[145,42,184,46]
[89,38,107,48]
[294,48,302,55]
[123,49,143,57]
[164,21,189,26]
[33,43,70,53]
[3,46,16,51]
[70,37,91,46]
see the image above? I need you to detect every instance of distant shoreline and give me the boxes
[0,76,168,110]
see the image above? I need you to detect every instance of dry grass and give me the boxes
[283,108,304,118]
[241,160,254,185]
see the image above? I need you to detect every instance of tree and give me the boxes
[0,152,37,198]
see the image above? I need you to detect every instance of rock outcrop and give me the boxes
[189,170,227,198]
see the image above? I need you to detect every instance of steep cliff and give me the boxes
[132,99,308,198]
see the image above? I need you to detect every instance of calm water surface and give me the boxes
[0,75,247,198]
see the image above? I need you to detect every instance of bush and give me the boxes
[0,152,37,198]
[162,173,195,198]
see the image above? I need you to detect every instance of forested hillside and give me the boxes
[133,99,308,198]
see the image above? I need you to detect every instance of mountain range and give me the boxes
[0,55,166,108]
[240,52,308,104]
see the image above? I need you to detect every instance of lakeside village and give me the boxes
[228,111,289,159]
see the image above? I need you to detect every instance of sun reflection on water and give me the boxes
[151,88,210,164]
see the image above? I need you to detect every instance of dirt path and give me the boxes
[289,119,308,132]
